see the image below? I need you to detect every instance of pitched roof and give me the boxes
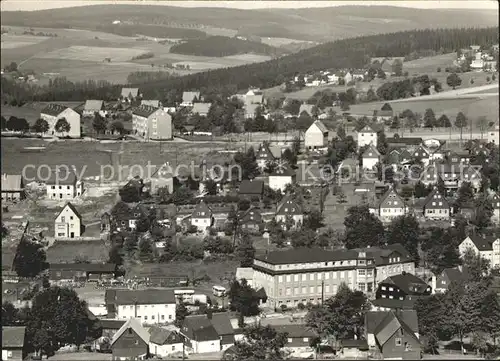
[442,267,468,284]
[370,298,416,310]
[239,179,264,195]
[111,317,149,345]
[210,313,234,336]
[141,100,160,108]
[373,311,419,346]
[358,124,376,134]
[464,235,498,251]
[362,144,381,158]
[381,273,430,295]
[422,188,449,210]
[132,105,159,118]
[377,186,405,209]
[387,137,423,146]
[270,164,295,177]
[192,102,211,114]
[239,207,263,224]
[41,103,69,116]
[149,326,181,345]
[106,289,176,305]
[269,146,282,159]
[1,174,23,191]
[182,91,200,103]
[121,88,139,98]
[49,263,116,273]
[271,324,316,338]
[2,327,26,348]
[184,315,219,341]
[98,319,126,330]
[307,120,328,134]
[84,100,104,111]
[192,201,212,218]
[55,202,83,221]
[255,248,359,265]
[44,168,78,185]
[366,310,418,335]
[256,143,275,161]
[276,196,302,216]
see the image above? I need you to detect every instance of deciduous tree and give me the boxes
[13,237,47,278]
[447,73,462,90]
[54,117,71,136]
[344,205,385,248]
[386,215,420,263]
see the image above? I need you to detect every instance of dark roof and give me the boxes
[255,248,359,265]
[41,103,69,116]
[422,188,449,210]
[466,235,498,251]
[381,103,393,111]
[2,327,26,348]
[49,263,116,273]
[239,179,264,195]
[192,201,212,218]
[45,168,78,185]
[365,310,418,335]
[107,289,176,305]
[98,319,126,330]
[55,202,83,221]
[271,324,316,338]
[381,273,430,295]
[276,196,302,216]
[184,315,219,341]
[132,105,159,118]
[111,317,149,346]
[373,311,420,346]
[442,267,469,284]
[270,164,296,177]
[210,313,234,336]
[387,137,423,146]
[256,143,275,161]
[239,208,263,225]
[370,298,416,310]
[149,326,181,345]
[341,339,369,350]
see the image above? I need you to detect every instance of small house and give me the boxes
[371,186,406,223]
[361,144,380,170]
[272,324,316,357]
[121,88,140,102]
[181,91,200,107]
[422,187,450,220]
[432,266,468,294]
[148,326,184,358]
[375,272,432,303]
[238,179,264,201]
[45,168,84,200]
[54,202,84,239]
[191,201,213,231]
[191,102,212,116]
[256,143,276,169]
[304,120,329,150]
[357,125,377,149]
[239,207,263,233]
[269,164,296,192]
[275,196,303,229]
[2,326,27,361]
[1,174,24,202]
[180,315,221,354]
[40,103,81,138]
[83,100,106,117]
[111,317,150,361]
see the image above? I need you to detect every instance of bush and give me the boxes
[280,304,288,312]
[297,302,305,310]
[437,67,441,72]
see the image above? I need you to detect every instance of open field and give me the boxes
[402,52,458,73]
[38,45,151,62]
[1,33,52,49]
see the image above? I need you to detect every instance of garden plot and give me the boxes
[36,45,150,62]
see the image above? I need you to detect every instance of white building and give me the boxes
[121,87,139,102]
[361,144,380,170]
[148,326,184,358]
[269,164,296,192]
[304,120,329,150]
[275,197,303,229]
[181,91,200,107]
[357,125,377,149]
[132,105,172,140]
[488,124,499,144]
[459,235,500,270]
[491,192,500,224]
[54,202,83,239]
[191,201,213,231]
[82,100,106,117]
[45,169,84,200]
[370,186,406,223]
[40,104,81,138]
[106,289,177,325]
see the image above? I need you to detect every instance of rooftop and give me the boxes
[2,326,26,348]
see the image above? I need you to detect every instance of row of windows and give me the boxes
[278,270,355,283]
[51,186,72,189]
[121,304,172,309]
[426,209,448,214]
[122,314,172,321]
[275,259,368,270]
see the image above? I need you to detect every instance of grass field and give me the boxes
[38,45,150,62]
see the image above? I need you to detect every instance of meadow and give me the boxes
[37,45,151,62]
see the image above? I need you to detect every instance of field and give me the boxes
[38,45,150,62]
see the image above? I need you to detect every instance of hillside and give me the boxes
[169,36,288,58]
[95,24,207,40]
[1,5,498,42]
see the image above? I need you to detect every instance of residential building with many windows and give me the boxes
[251,244,415,309]
[132,105,172,140]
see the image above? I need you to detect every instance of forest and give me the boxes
[1,27,498,104]
[170,36,288,58]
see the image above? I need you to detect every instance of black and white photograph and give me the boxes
[1,0,499,360]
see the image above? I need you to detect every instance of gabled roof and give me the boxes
[276,196,302,216]
[373,311,420,346]
[99,319,126,330]
[84,100,104,111]
[239,179,264,195]
[386,150,400,164]
[422,188,449,210]
[239,207,263,225]
[183,315,219,341]
[211,313,235,336]
[271,324,316,338]
[2,326,26,348]
[192,102,211,114]
[380,273,430,295]
[370,298,416,310]
[362,144,380,158]
[192,201,212,218]
[307,120,328,134]
[1,174,23,191]
[270,164,295,177]
[377,186,405,209]
[111,317,149,346]
[55,202,83,221]
[106,289,176,305]
[121,88,139,98]
[149,326,182,345]
[41,103,69,116]
[358,124,376,134]
[132,105,160,118]
[399,148,413,161]
[414,145,430,158]
[441,267,469,284]
[45,168,78,185]
[463,235,498,251]
[182,91,200,103]
[141,100,160,108]
[256,143,275,161]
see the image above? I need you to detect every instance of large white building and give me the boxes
[132,105,172,140]
[304,120,329,150]
[458,235,500,270]
[357,125,377,149]
[54,202,83,239]
[251,244,415,309]
[45,169,84,200]
[105,289,176,325]
[40,104,81,138]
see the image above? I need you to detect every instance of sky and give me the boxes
[1,0,498,12]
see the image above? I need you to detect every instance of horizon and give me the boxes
[1,0,498,12]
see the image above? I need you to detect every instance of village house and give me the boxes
[272,324,316,358]
[111,317,150,361]
[244,103,261,119]
[446,150,471,165]
[180,91,200,107]
[40,103,81,138]
[256,143,276,169]
[412,145,431,166]
[370,186,406,223]
[491,191,500,224]
[148,326,184,358]
[361,144,380,170]
[132,105,172,140]
[1,174,24,202]
[211,313,236,351]
[239,207,264,233]
[238,179,264,201]
[191,201,213,231]
[83,100,106,117]
[458,235,500,270]
[48,263,117,283]
[98,319,126,340]
[357,125,377,149]
[146,164,174,196]
[365,310,421,359]
[2,326,27,361]
[121,88,140,103]
[252,244,415,310]
[339,339,369,359]
[344,71,353,84]
[432,266,468,294]
[191,102,212,116]
[488,124,499,144]
[141,100,161,108]
[269,164,296,192]
[54,202,83,239]
[377,103,394,120]
[304,120,329,150]
[421,187,450,221]
[45,169,84,200]
[180,314,221,354]
[105,289,176,325]
[375,272,432,304]
[275,196,303,229]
